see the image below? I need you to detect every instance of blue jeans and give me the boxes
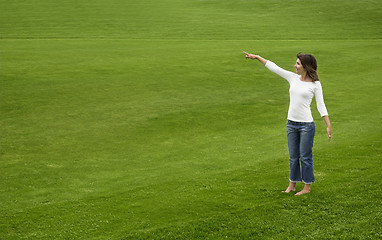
[286,120,315,184]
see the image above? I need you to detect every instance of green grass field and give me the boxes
[1,0,381,239]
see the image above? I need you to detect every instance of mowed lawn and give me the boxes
[1,0,381,239]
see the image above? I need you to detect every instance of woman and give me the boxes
[243,51,332,195]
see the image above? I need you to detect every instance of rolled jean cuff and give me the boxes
[289,179,302,183]
[302,180,315,185]
[290,179,315,184]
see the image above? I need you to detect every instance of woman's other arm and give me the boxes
[314,82,331,142]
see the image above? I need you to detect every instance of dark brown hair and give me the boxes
[297,53,319,82]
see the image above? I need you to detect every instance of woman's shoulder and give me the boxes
[312,81,324,92]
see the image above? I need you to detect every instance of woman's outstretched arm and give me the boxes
[244,51,295,82]
[243,51,268,65]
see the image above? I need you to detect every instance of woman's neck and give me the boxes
[300,72,313,82]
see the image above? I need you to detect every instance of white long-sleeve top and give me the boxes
[265,60,328,122]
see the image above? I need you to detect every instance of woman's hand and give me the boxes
[322,116,332,142]
[243,51,268,65]
[243,51,258,59]
[327,127,332,142]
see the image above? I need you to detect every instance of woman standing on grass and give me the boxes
[243,51,331,195]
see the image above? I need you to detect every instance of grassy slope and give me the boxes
[0,0,381,239]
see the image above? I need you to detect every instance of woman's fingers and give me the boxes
[243,51,252,59]
[243,51,257,59]
[327,128,332,142]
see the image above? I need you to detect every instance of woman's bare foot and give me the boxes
[295,184,311,195]
[295,190,310,195]
[282,182,296,193]
[282,188,296,193]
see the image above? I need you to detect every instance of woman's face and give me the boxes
[294,58,305,75]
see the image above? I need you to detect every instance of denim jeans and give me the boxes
[286,120,315,184]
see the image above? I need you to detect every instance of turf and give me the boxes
[1,0,381,239]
